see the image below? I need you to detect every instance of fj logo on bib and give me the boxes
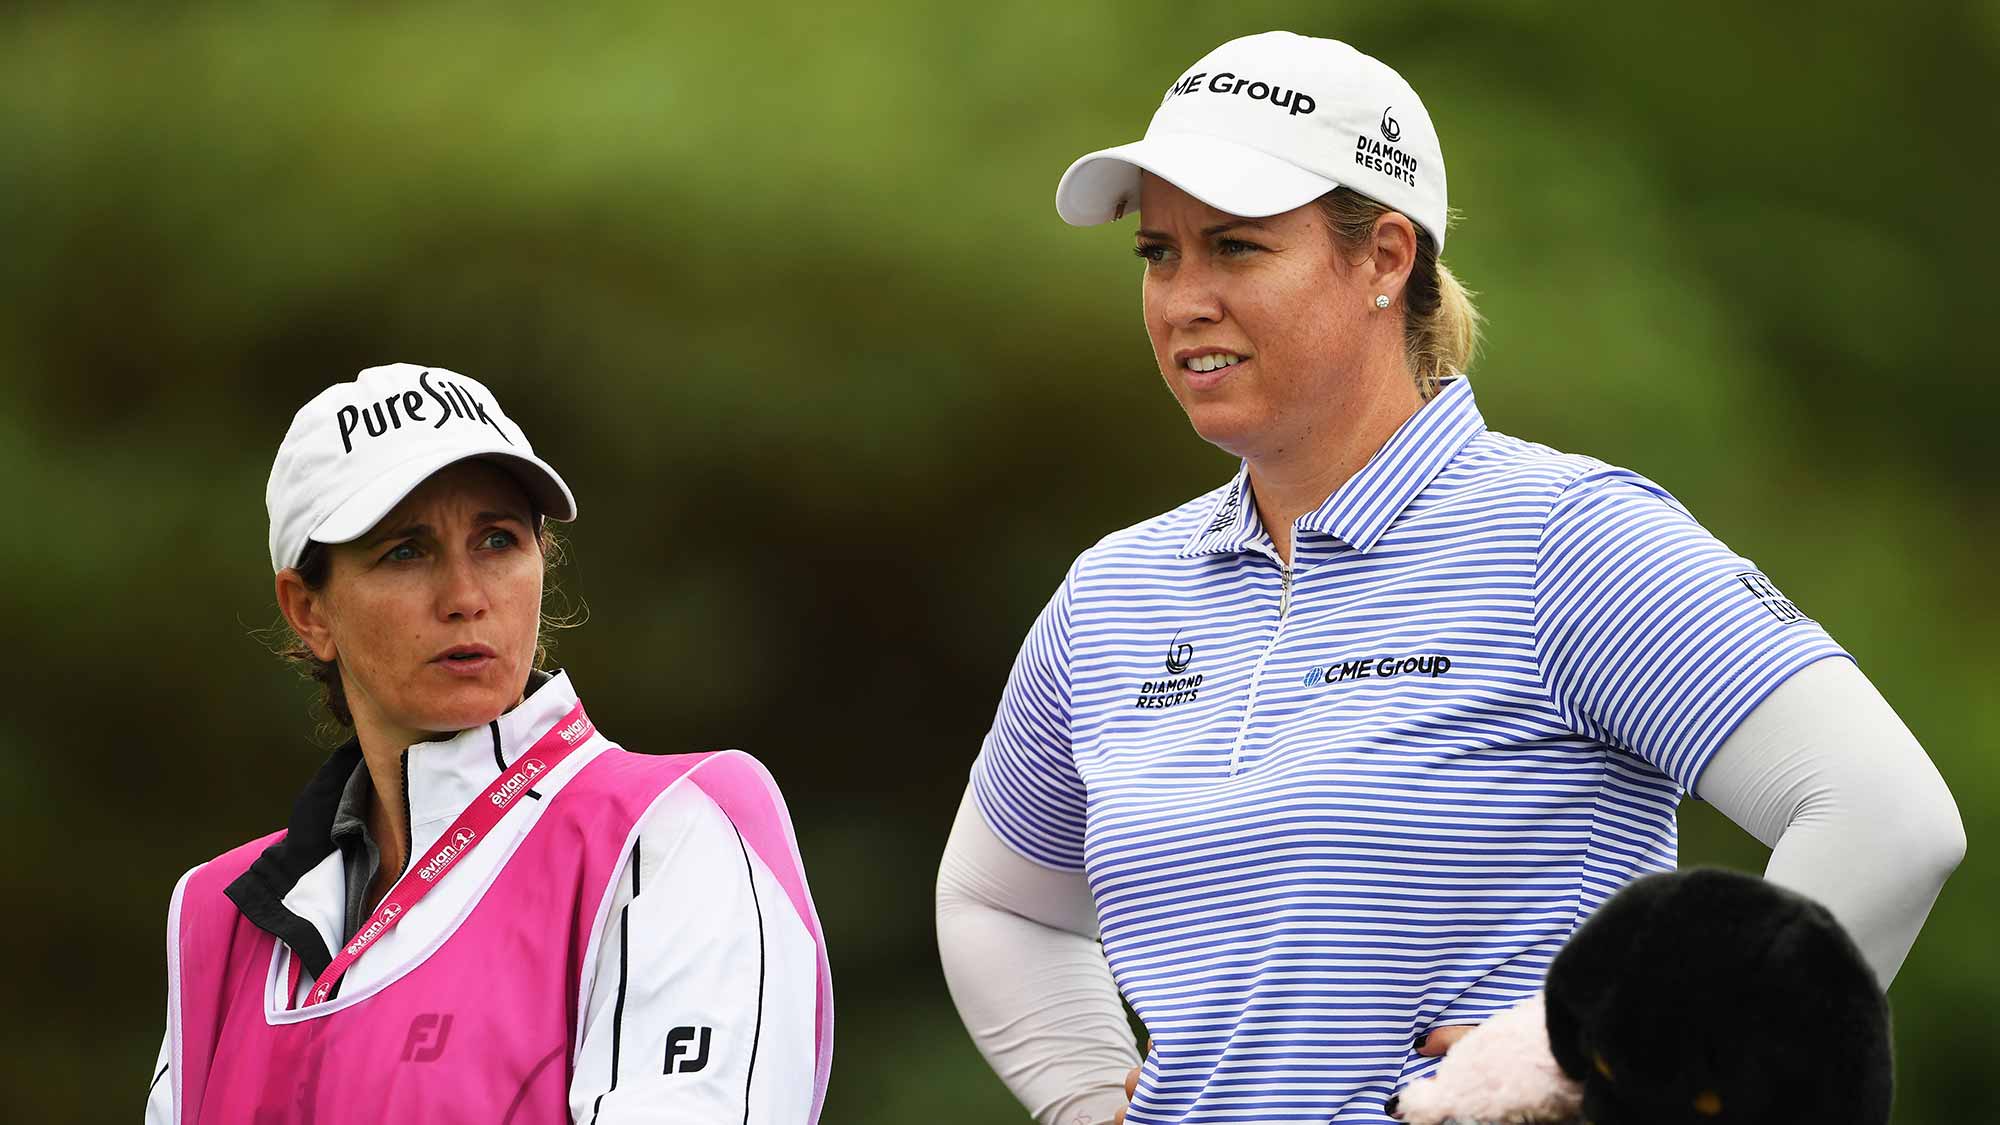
[666,1025,713,1074]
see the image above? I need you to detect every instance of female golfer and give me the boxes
[935,32,1963,1125]
[145,364,832,1124]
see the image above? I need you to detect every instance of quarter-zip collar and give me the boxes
[224,669,579,979]
[1180,377,1487,558]
[1179,467,1261,557]
[404,668,575,826]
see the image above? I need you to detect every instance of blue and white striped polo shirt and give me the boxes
[970,377,1848,1124]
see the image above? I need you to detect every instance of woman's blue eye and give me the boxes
[1218,238,1262,255]
[482,529,518,550]
[385,542,420,562]
[1134,243,1171,263]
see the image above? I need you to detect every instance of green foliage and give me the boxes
[2,2,1991,1121]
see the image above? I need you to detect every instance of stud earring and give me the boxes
[1374,294,1391,310]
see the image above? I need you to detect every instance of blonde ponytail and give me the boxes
[1317,188,1482,400]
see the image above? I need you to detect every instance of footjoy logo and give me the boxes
[489,759,547,807]
[417,827,478,883]
[335,369,513,454]
[1380,106,1402,143]
[1162,70,1317,117]
[665,1025,713,1074]
[557,717,590,744]
[344,901,403,957]
[401,1013,455,1063]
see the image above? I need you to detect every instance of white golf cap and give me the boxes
[265,363,577,573]
[1055,31,1449,250]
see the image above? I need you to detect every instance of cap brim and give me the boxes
[1056,133,1340,226]
[308,448,577,548]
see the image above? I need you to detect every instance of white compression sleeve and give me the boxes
[937,788,1139,1125]
[1694,655,1966,988]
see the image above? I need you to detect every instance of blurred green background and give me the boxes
[3,1,1992,1121]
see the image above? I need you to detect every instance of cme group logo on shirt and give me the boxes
[1302,652,1453,687]
[1136,630,1203,709]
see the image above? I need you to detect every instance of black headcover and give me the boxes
[1543,867,1891,1125]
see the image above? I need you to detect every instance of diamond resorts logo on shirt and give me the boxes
[1136,631,1203,710]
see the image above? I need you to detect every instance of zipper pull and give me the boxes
[1279,563,1294,620]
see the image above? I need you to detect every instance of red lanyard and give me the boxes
[291,702,595,1007]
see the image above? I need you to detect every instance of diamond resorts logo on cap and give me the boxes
[1054,31,1449,251]
[265,363,577,573]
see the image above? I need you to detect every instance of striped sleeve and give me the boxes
[1532,469,1852,792]
[969,560,1087,871]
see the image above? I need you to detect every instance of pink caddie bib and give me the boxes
[166,747,833,1124]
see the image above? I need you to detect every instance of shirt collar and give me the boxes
[1180,378,1486,558]
[328,760,372,848]
[403,668,574,826]
[1179,468,1259,557]
[224,667,579,975]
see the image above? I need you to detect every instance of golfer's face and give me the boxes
[1135,174,1370,461]
[316,460,543,741]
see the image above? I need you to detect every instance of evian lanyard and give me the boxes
[292,701,595,1008]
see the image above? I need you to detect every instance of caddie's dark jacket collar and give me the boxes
[224,669,558,980]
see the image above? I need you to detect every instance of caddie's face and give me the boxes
[1136,173,1379,461]
[310,460,543,746]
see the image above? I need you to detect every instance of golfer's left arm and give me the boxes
[572,784,818,1124]
[1695,656,1964,987]
[1532,469,1964,989]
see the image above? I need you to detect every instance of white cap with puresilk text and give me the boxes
[265,364,576,573]
[1055,31,1449,249]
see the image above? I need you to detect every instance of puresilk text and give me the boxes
[336,369,512,453]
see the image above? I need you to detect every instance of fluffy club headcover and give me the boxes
[1542,867,1892,1125]
[1387,994,1583,1124]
